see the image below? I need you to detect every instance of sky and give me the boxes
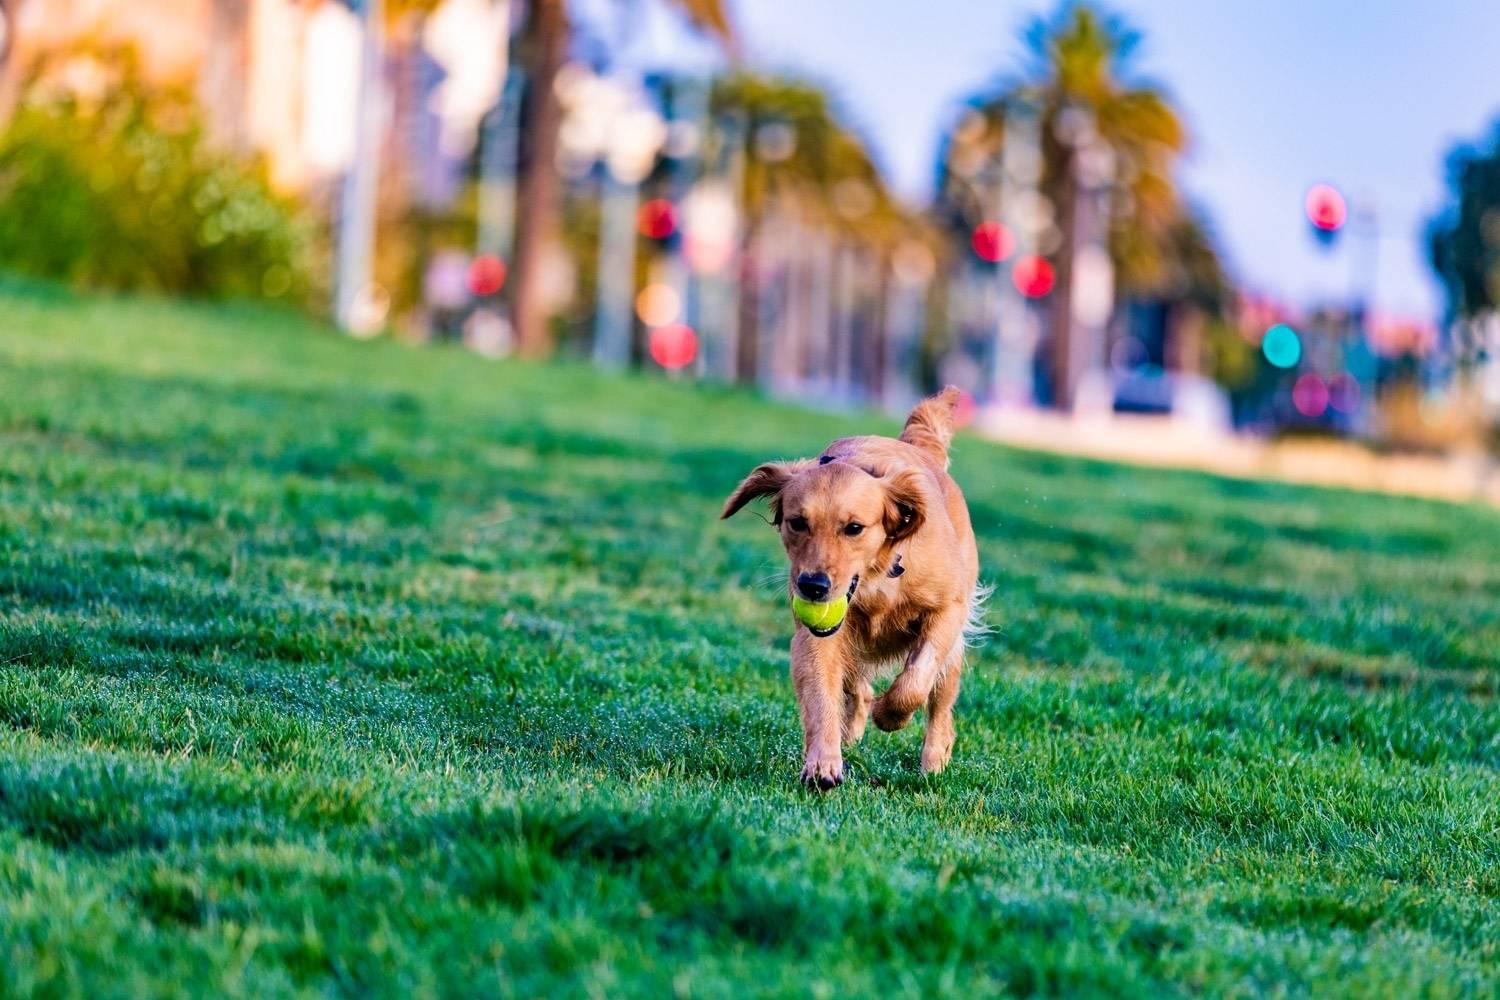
[608,0,1500,322]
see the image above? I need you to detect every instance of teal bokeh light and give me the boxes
[1262,324,1302,369]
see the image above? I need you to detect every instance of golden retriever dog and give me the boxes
[722,387,985,789]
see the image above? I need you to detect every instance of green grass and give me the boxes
[0,277,1496,998]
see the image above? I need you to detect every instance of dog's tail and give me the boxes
[899,386,963,466]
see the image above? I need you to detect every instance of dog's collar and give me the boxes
[888,554,905,578]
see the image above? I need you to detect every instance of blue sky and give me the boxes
[605,0,1500,320]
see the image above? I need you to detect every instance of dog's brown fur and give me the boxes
[722,387,982,789]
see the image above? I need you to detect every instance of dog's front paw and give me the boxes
[800,750,844,791]
[871,693,916,732]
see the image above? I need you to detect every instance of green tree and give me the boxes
[1429,119,1500,321]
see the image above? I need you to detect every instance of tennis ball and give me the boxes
[791,595,848,634]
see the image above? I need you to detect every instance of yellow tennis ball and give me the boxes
[791,595,848,635]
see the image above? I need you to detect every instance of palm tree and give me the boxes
[1429,120,1500,322]
[1024,4,1185,291]
[935,2,1209,406]
[509,0,734,357]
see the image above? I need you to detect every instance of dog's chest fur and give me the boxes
[847,568,928,660]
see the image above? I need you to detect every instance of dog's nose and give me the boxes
[796,572,832,602]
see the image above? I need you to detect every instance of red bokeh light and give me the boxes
[648,323,698,370]
[1012,255,1056,298]
[1292,373,1330,417]
[953,389,978,428]
[467,254,506,297]
[637,199,678,240]
[970,221,1014,263]
[1305,184,1347,232]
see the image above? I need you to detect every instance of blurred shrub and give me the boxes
[0,48,318,303]
[1205,318,1259,392]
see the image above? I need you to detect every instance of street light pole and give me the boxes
[1349,198,1380,433]
[658,76,708,378]
[989,96,1041,408]
[334,0,383,335]
[1049,107,1114,412]
[593,168,639,368]
[588,76,666,368]
[476,64,523,263]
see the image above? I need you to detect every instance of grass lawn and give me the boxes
[0,278,1496,998]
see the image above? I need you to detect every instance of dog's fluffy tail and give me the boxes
[900,386,963,466]
[963,581,994,647]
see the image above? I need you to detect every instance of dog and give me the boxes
[722,386,984,789]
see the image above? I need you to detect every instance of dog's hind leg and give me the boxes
[842,675,873,745]
[872,602,966,734]
[921,652,962,774]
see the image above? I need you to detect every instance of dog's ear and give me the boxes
[721,460,807,522]
[881,468,929,542]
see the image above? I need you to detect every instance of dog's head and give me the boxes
[721,458,928,621]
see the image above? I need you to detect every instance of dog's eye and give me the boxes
[787,517,809,533]
[843,523,864,537]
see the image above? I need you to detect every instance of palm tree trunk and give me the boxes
[0,0,27,124]
[1056,146,1092,413]
[201,0,251,150]
[511,0,568,357]
[871,249,891,403]
[735,219,761,382]
[1049,151,1080,409]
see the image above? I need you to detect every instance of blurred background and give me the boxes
[2,0,1499,501]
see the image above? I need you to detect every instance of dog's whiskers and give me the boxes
[754,570,788,593]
